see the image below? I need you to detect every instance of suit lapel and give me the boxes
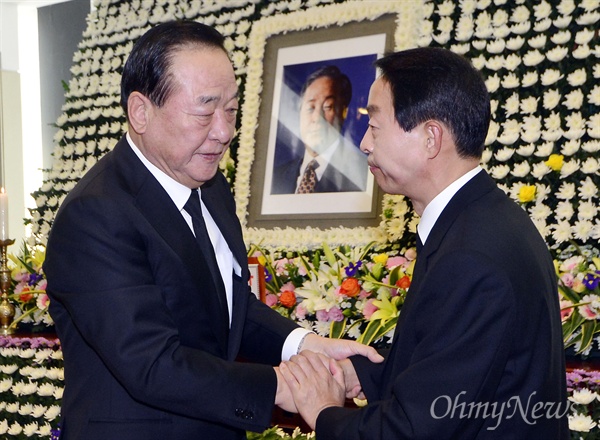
[113,139,230,353]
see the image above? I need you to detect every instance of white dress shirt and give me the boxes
[126,133,308,359]
[417,166,483,245]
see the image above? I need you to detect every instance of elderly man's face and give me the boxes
[299,76,343,156]
[139,46,238,188]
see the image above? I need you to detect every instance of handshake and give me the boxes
[273,333,384,430]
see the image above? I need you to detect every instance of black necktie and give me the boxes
[184,189,227,310]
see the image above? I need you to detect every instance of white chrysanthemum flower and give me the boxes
[552,221,572,244]
[588,85,600,106]
[564,90,584,110]
[505,36,525,50]
[575,28,595,45]
[569,413,597,432]
[0,364,18,374]
[516,144,535,156]
[529,203,551,220]
[501,73,519,89]
[44,405,61,421]
[579,177,598,200]
[560,159,580,177]
[502,93,519,117]
[546,46,569,62]
[531,162,551,179]
[581,158,600,174]
[511,161,531,177]
[573,44,593,59]
[484,73,500,93]
[551,30,571,45]
[485,55,504,71]
[557,182,576,200]
[37,383,55,397]
[31,405,47,418]
[542,89,561,111]
[534,141,554,157]
[0,378,12,392]
[7,422,22,436]
[577,11,600,25]
[573,220,594,241]
[519,96,538,114]
[523,48,545,65]
[541,69,563,86]
[490,164,511,179]
[555,201,574,220]
[588,115,600,139]
[521,71,538,87]
[527,34,547,49]
[533,17,551,32]
[484,39,503,54]
[561,139,581,156]
[554,15,572,29]
[567,68,587,87]
[578,201,598,221]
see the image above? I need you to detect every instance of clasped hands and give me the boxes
[274,334,383,430]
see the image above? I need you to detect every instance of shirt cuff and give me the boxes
[281,327,312,361]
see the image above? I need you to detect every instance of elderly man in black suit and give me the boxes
[281,47,569,439]
[43,20,382,440]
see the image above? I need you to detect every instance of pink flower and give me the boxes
[279,282,295,293]
[363,299,378,320]
[579,305,599,319]
[561,273,575,287]
[316,309,329,322]
[386,256,407,269]
[560,300,574,322]
[36,294,50,310]
[37,279,47,291]
[358,289,370,299]
[265,293,278,307]
[295,304,307,320]
[328,307,344,322]
[274,259,289,275]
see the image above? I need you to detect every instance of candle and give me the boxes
[0,188,8,241]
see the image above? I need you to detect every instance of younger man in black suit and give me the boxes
[281,47,569,439]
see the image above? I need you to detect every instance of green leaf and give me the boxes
[330,318,347,339]
[577,320,600,354]
[357,317,398,346]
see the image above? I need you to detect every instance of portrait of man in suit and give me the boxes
[270,65,368,195]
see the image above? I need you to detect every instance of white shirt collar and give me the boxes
[417,166,482,244]
[126,132,194,208]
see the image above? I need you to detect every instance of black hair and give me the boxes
[375,47,491,158]
[120,20,226,116]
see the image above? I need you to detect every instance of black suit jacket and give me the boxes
[44,136,299,440]
[317,171,569,439]
[271,139,368,194]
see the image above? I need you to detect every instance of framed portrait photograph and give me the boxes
[245,14,396,230]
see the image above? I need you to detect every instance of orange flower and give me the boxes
[19,292,34,303]
[279,290,296,308]
[395,275,411,290]
[339,278,361,297]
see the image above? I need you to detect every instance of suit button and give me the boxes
[235,408,254,420]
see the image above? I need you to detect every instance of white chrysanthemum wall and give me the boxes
[29,0,599,256]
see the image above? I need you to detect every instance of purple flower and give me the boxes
[583,271,600,290]
[264,267,273,283]
[344,261,362,277]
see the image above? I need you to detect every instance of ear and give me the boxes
[424,120,443,159]
[127,91,151,134]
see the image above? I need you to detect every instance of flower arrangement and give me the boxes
[557,244,600,356]
[567,369,600,439]
[0,336,62,439]
[6,244,52,332]
[249,242,416,348]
